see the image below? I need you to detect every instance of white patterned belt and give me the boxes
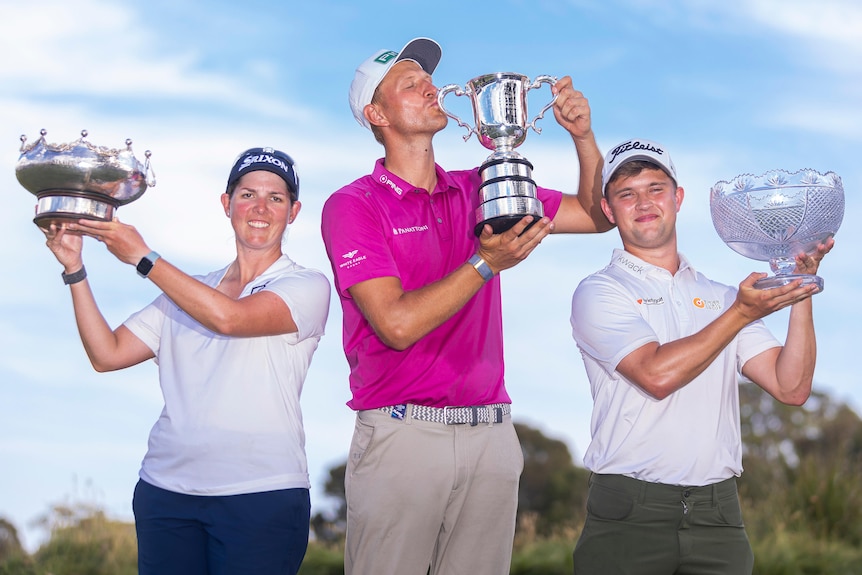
[378,403,511,425]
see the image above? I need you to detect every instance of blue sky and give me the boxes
[1,0,859,552]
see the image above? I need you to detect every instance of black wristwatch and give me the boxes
[136,251,161,278]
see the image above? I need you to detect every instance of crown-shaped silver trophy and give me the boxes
[710,169,844,291]
[437,73,556,236]
[16,129,155,231]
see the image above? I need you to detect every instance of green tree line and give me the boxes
[3,381,862,574]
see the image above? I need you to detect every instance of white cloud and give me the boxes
[0,0,313,121]
[765,101,862,140]
[743,0,862,49]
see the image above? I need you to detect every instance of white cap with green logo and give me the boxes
[348,37,442,130]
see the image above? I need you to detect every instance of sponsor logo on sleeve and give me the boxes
[339,249,366,270]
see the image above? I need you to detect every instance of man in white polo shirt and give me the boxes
[569,138,833,574]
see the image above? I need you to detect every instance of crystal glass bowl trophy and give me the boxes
[16,129,155,230]
[710,169,844,291]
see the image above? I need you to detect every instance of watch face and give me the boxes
[137,257,154,277]
[136,252,160,278]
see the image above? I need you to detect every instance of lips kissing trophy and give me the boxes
[16,129,155,231]
[710,168,844,291]
[437,73,556,236]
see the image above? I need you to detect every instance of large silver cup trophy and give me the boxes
[16,129,155,231]
[710,169,844,291]
[437,73,556,236]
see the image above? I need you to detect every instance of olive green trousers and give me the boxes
[573,473,754,575]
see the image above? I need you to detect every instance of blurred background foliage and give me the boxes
[2,381,861,574]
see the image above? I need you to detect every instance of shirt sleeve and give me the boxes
[123,294,171,359]
[723,288,781,370]
[321,189,400,298]
[571,274,659,374]
[263,269,331,342]
[537,185,563,221]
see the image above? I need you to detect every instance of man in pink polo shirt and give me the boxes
[320,37,612,575]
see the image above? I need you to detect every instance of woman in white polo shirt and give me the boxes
[42,147,330,575]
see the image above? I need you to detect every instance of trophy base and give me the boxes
[475,214,542,236]
[754,273,824,292]
[474,195,544,236]
[33,190,118,231]
[474,155,542,237]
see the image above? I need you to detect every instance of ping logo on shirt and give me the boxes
[251,282,269,294]
[379,174,405,195]
[693,297,722,311]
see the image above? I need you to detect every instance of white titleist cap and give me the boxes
[348,37,442,130]
[602,138,678,193]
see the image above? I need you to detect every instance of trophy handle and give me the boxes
[527,75,558,135]
[126,139,157,188]
[437,83,477,142]
[144,150,157,188]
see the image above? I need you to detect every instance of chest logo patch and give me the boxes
[637,297,665,305]
[693,297,722,311]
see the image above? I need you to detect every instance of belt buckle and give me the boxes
[471,405,482,426]
[441,405,494,425]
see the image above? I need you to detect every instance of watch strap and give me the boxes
[468,254,494,282]
[136,251,161,278]
[61,266,87,285]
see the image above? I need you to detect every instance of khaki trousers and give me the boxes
[344,406,524,575]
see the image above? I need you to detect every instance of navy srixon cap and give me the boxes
[226,147,300,199]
